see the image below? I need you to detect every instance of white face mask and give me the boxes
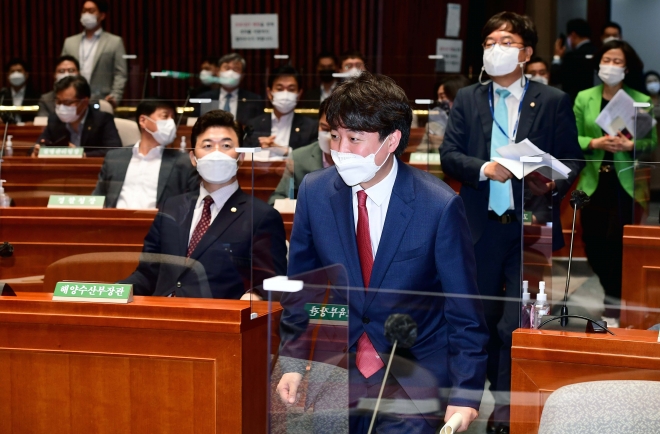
[55,72,76,83]
[603,36,619,43]
[9,72,26,87]
[194,150,239,185]
[199,70,216,86]
[271,91,298,114]
[331,134,391,186]
[55,104,80,124]
[318,131,331,154]
[527,74,548,86]
[145,117,177,146]
[483,45,525,77]
[599,64,626,87]
[646,81,660,95]
[80,12,98,30]
[219,70,241,88]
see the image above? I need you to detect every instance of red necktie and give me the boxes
[355,190,384,378]
[187,196,214,257]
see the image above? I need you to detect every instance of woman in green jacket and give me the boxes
[573,40,657,325]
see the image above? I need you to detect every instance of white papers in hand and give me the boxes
[492,139,571,180]
[439,413,463,434]
[595,89,638,137]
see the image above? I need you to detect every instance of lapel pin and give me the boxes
[230,207,237,213]
[295,127,300,132]
[530,102,536,108]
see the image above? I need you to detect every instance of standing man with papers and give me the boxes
[441,12,584,433]
[573,39,657,327]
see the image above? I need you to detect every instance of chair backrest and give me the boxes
[114,118,141,147]
[97,99,114,114]
[43,252,141,292]
[538,380,660,434]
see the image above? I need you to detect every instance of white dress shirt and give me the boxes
[320,82,337,102]
[479,78,526,210]
[351,157,398,258]
[188,181,239,244]
[11,86,25,106]
[220,88,238,118]
[116,141,164,209]
[271,111,294,150]
[79,28,103,82]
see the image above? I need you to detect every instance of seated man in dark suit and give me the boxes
[32,75,121,157]
[194,53,264,124]
[300,52,339,109]
[244,65,318,157]
[38,55,81,117]
[268,99,333,204]
[1,58,41,122]
[190,55,220,98]
[92,99,199,209]
[120,110,287,299]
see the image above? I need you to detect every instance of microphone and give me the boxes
[560,190,590,327]
[367,314,418,434]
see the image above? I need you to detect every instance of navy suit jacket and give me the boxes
[121,188,287,298]
[441,81,585,248]
[193,88,265,125]
[280,161,489,410]
[92,147,199,208]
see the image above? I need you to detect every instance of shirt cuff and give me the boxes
[479,162,490,181]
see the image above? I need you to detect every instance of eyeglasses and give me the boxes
[482,41,525,51]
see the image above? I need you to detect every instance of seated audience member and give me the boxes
[269,99,333,204]
[601,21,622,43]
[338,50,367,77]
[1,58,40,122]
[301,52,339,108]
[120,110,287,298]
[33,75,121,157]
[190,56,220,98]
[245,65,318,156]
[93,99,199,209]
[38,55,81,117]
[418,75,470,152]
[195,53,264,124]
[525,57,551,85]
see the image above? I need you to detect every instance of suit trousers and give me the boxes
[474,219,522,426]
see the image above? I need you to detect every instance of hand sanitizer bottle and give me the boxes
[533,281,550,329]
[521,280,534,328]
[179,136,187,153]
[0,180,12,207]
[4,135,13,157]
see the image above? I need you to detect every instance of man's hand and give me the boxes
[554,38,566,58]
[525,173,555,196]
[444,405,478,432]
[31,144,40,158]
[258,135,277,148]
[484,161,514,183]
[239,292,263,301]
[104,94,117,108]
[68,142,77,148]
[277,372,303,406]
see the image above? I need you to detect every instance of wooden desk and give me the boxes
[622,225,660,329]
[0,292,275,433]
[511,328,660,434]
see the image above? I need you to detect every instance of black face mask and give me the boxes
[433,100,451,115]
[319,69,335,83]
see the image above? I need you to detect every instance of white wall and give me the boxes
[556,0,587,37]
[612,0,660,74]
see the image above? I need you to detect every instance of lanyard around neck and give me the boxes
[488,78,529,142]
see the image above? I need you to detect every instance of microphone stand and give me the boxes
[560,190,590,326]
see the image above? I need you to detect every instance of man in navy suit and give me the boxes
[277,72,489,433]
[441,12,584,433]
[121,110,287,299]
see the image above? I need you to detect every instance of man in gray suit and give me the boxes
[268,100,333,204]
[61,0,127,106]
[93,99,199,209]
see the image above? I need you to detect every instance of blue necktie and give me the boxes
[223,92,232,112]
[489,88,511,216]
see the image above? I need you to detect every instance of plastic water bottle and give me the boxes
[521,280,534,329]
[0,180,12,207]
[180,136,187,153]
[532,281,550,329]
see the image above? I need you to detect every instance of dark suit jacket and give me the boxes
[36,108,121,157]
[244,113,319,151]
[279,161,489,411]
[1,84,41,122]
[551,41,596,102]
[441,81,585,249]
[121,188,288,298]
[193,88,265,124]
[300,86,323,109]
[268,141,324,204]
[92,147,200,208]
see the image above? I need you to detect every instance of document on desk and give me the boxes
[492,139,571,180]
[595,89,654,138]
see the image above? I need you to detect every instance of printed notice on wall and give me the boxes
[230,14,279,49]
[446,3,461,37]
[435,39,463,73]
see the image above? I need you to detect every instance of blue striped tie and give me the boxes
[223,92,232,112]
[489,88,511,216]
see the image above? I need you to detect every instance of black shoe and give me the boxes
[495,426,510,434]
[486,413,496,434]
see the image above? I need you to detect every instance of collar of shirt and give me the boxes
[351,157,398,206]
[320,82,336,100]
[220,87,236,100]
[195,180,239,213]
[11,86,25,99]
[575,39,590,49]
[493,77,525,101]
[65,108,89,139]
[132,140,164,160]
[271,110,294,127]
[82,28,103,39]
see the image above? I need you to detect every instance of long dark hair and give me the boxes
[595,40,645,92]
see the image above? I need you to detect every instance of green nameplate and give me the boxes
[409,152,440,164]
[38,147,84,158]
[523,211,533,225]
[52,282,133,304]
[48,195,105,209]
[305,303,348,325]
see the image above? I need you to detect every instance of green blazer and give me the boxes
[574,84,657,201]
[268,141,325,205]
